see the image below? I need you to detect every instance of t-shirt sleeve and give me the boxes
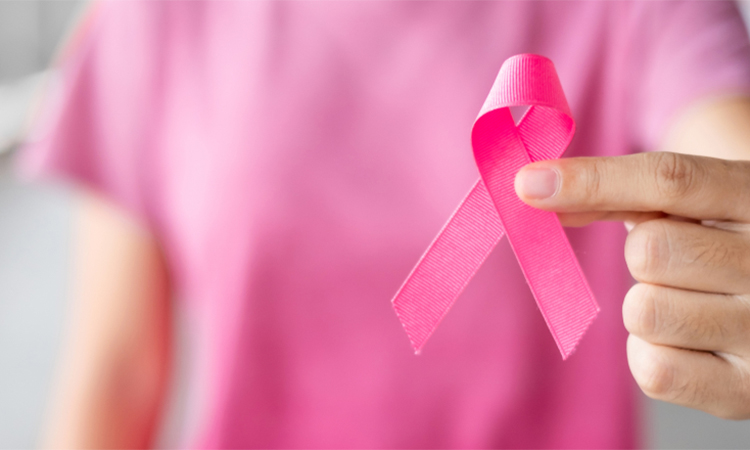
[633,0,750,152]
[16,1,158,223]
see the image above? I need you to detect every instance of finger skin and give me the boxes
[517,152,750,222]
[625,219,750,294]
[556,211,665,227]
[623,283,750,354]
[627,335,750,420]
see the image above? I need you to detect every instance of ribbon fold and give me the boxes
[392,54,599,359]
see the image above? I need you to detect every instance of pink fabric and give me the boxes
[18,1,750,448]
[394,54,599,358]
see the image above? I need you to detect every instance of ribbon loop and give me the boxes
[392,54,599,359]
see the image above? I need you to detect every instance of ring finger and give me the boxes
[623,283,750,355]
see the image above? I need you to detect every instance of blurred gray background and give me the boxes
[1,1,750,448]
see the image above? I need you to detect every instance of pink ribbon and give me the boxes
[392,54,599,359]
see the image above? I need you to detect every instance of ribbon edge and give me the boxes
[470,84,597,360]
[391,179,504,354]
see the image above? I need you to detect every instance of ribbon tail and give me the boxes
[502,202,599,359]
[472,107,599,360]
[392,179,505,353]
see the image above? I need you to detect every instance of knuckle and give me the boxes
[623,284,658,338]
[652,152,700,200]
[688,236,737,272]
[697,315,726,345]
[625,221,669,281]
[576,158,605,206]
[584,159,605,206]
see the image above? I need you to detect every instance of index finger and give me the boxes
[515,152,750,222]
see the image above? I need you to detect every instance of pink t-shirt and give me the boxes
[19,1,750,448]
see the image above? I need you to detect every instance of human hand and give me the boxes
[515,152,750,419]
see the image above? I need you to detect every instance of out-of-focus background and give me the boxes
[1,1,750,448]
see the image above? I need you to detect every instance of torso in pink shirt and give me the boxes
[20,1,750,448]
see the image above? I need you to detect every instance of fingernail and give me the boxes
[624,221,635,232]
[517,168,559,199]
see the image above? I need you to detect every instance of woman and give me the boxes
[20,1,750,447]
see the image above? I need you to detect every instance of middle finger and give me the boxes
[625,219,750,294]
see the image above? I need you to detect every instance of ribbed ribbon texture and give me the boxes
[392,54,599,360]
